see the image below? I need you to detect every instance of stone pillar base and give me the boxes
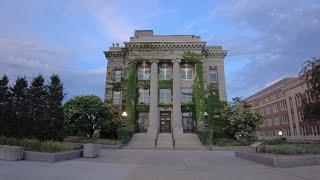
[173,127,183,135]
[147,127,158,136]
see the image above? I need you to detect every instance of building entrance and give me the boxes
[160,111,171,133]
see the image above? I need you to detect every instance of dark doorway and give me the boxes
[160,111,171,133]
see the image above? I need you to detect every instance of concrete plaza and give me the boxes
[0,149,319,180]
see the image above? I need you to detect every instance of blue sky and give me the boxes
[1,0,320,101]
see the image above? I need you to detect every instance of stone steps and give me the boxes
[156,133,173,150]
[174,133,207,150]
[124,133,155,150]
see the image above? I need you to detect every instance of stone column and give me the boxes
[148,60,159,135]
[172,58,183,135]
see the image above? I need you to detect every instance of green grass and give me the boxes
[0,136,81,153]
[260,144,320,155]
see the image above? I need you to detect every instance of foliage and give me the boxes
[116,125,134,143]
[260,144,320,155]
[136,104,149,112]
[100,118,121,139]
[64,95,111,138]
[222,97,262,139]
[125,60,137,127]
[183,51,206,131]
[212,138,253,146]
[64,136,120,145]
[46,74,65,141]
[28,75,48,139]
[0,74,12,136]
[158,103,172,109]
[112,82,122,91]
[299,57,320,122]
[181,103,194,112]
[204,86,228,139]
[158,80,172,89]
[137,80,150,89]
[10,76,29,138]
[0,136,79,153]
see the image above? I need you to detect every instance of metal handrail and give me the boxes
[171,128,175,150]
[154,131,159,150]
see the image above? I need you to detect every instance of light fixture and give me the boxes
[278,130,283,136]
[203,112,208,116]
[122,111,128,117]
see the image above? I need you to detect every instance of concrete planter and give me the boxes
[23,150,83,162]
[83,143,101,158]
[235,151,320,168]
[0,145,24,161]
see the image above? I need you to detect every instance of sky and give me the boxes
[0,0,319,101]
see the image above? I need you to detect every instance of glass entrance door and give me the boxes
[182,112,193,133]
[160,111,171,133]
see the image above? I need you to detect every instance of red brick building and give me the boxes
[246,77,320,139]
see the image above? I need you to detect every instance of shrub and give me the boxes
[0,136,79,153]
[212,138,253,146]
[117,125,134,143]
[260,144,320,155]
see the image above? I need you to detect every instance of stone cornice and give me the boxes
[104,51,124,58]
[124,42,206,50]
[203,48,227,58]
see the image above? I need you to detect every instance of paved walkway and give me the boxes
[1,149,320,180]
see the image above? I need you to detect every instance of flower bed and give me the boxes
[260,144,320,155]
[64,136,120,145]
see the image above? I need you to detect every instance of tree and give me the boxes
[11,77,29,137]
[0,74,12,136]
[64,95,109,137]
[223,97,262,139]
[28,75,48,139]
[300,57,320,123]
[46,74,65,140]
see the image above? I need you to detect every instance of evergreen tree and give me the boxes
[28,75,47,139]
[11,77,29,137]
[46,74,65,140]
[0,74,11,135]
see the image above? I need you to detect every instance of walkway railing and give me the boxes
[171,128,175,150]
[154,131,159,150]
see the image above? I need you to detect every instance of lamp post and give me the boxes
[278,130,283,144]
[121,111,127,127]
[204,112,212,151]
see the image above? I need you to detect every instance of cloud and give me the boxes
[205,0,320,100]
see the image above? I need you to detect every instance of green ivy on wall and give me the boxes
[136,104,149,113]
[158,80,172,89]
[137,80,150,89]
[181,103,194,113]
[112,82,122,91]
[125,60,137,127]
[183,51,205,131]
[158,103,172,110]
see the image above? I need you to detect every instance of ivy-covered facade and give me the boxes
[104,30,227,136]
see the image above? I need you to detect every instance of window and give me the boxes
[114,70,121,83]
[138,89,149,104]
[159,89,171,104]
[180,66,193,80]
[113,91,120,105]
[138,66,150,80]
[181,88,192,103]
[159,65,172,80]
[274,116,280,125]
[209,68,218,83]
[138,113,148,132]
[182,112,193,132]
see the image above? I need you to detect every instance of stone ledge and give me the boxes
[213,146,253,152]
[23,150,83,162]
[0,145,24,161]
[235,151,320,168]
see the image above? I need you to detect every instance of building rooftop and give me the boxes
[129,30,203,42]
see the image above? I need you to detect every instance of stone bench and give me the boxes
[0,145,24,161]
[83,144,101,158]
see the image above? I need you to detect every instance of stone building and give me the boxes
[247,77,320,139]
[104,30,227,137]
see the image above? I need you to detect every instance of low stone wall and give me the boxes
[235,151,320,168]
[213,146,253,152]
[23,150,83,162]
[0,145,24,161]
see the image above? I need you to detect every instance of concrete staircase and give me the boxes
[174,133,207,150]
[156,133,173,150]
[124,133,155,149]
